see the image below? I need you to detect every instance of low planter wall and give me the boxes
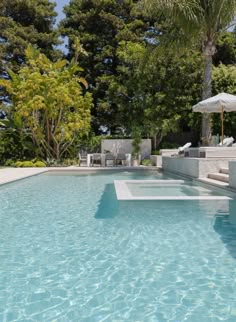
[150,155,162,167]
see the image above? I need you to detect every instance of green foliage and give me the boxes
[141,159,153,166]
[212,64,236,94]
[142,0,236,51]
[0,113,36,164]
[214,32,236,66]
[0,1,235,162]
[60,0,155,132]
[132,128,142,157]
[212,64,236,137]
[109,41,203,147]
[14,160,46,167]
[0,0,60,72]
[4,159,16,167]
[1,45,93,161]
[34,161,47,167]
[62,159,80,166]
[15,161,35,167]
[79,134,103,152]
[142,0,236,143]
[151,150,161,155]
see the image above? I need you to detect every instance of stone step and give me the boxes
[208,172,229,183]
[219,167,229,174]
[199,177,229,187]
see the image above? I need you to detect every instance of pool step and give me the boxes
[208,172,229,183]
[200,177,229,187]
[219,167,229,174]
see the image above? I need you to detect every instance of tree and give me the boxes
[0,46,93,161]
[142,0,236,144]
[108,40,203,148]
[0,0,60,71]
[214,31,236,66]
[0,113,35,164]
[0,0,60,107]
[212,64,236,137]
[60,0,155,133]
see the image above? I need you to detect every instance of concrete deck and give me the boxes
[0,168,48,185]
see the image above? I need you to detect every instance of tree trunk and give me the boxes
[153,134,157,150]
[201,40,215,145]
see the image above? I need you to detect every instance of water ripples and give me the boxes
[0,171,236,321]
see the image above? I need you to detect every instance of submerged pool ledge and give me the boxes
[114,180,234,201]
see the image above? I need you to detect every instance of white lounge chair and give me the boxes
[171,142,192,157]
[218,137,234,147]
[178,142,192,155]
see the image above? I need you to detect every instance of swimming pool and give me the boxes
[1,170,236,321]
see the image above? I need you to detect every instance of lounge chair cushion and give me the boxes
[178,142,192,152]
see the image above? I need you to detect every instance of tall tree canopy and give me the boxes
[109,41,203,147]
[0,0,60,71]
[0,0,60,107]
[142,0,236,144]
[60,0,155,133]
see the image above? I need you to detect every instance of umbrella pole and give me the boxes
[221,106,224,144]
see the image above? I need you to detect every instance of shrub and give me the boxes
[15,161,35,167]
[151,150,160,155]
[34,161,47,167]
[63,159,80,166]
[4,159,16,166]
[141,159,153,166]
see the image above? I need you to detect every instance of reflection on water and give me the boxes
[95,184,119,219]
[96,186,236,263]
[1,173,236,321]
[214,200,236,259]
[127,181,236,198]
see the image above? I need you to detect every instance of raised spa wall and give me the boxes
[229,161,236,189]
[162,156,232,179]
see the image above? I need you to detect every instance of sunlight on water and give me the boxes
[0,170,236,321]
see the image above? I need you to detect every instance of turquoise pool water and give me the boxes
[0,170,236,321]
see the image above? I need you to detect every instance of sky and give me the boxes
[55,0,70,24]
[55,0,70,52]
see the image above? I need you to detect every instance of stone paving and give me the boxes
[0,167,48,185]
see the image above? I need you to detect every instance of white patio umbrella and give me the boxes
[192,93,236,144]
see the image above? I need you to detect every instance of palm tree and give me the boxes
[143,0,236,144]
